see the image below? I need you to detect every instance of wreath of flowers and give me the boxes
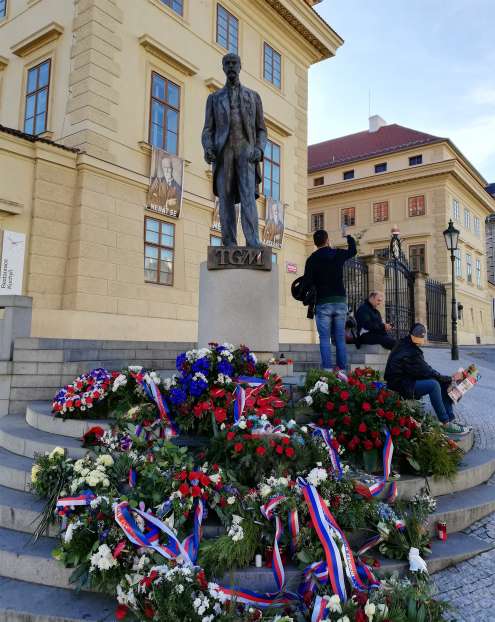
[52,368,114,419]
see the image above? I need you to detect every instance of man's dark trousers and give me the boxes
[359,332,396,350]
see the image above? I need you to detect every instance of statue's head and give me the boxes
[222,53,241,81]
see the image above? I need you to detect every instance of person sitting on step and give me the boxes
[384,322,470,435]
[355,291,396,351]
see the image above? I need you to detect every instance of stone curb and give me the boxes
[26,402,110,439]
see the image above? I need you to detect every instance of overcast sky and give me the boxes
[308,0,495,183]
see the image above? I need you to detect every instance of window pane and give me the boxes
[167,82,180,108]
[152,100,164,125]
[145,269,157,282]
[264,141,272,160]
[272,144,280,163]
[0,0,6,18]
[264,178,271,198]
[272,164,280,184]
[159,271,173,285]
[150,124,162,148]
[37,89,48,114]
[272,182,280,201]
[146,219,160,232]
[38,61,50,88]
[264,160,271,180]
[152,74,165,100]
[160,249,173,262]
[162,222,174,236]
[166,131,177,155]
[24,117,34,134]
[167,108,178,133]
[161,234,174,248]
[25,95,36,120]
[210,236,222,247]
[35,112,46,134]
[145,245,159,258]
[27,69,37,94]
[145,230,159,244]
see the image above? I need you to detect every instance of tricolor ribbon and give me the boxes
[288,508,300,556]
[56,490,96,516]
[128,468,137,488]
[233,372,271,422]
[182,499,205,564]
[309,424,343,480]
[261,496,286,591]
[312,595,329,622]
[131,371,179,437]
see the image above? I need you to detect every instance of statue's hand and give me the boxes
[205,148,217,164]
[249,147,263,163]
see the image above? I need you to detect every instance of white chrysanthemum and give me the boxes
[306,467,328,487]
[128,366,143,373]
[31,464,41,483]
[364,601,376,620]
[259,484,272,498]
[63,519,81,543]
[326,594,342,613]
[97,454,114,467]
[112,374,127,392]
[90,544,118,571]
[49,447,65,460]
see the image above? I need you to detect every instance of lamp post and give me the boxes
[443,219,460,360]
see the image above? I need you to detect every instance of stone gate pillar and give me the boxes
[413,271,428,330]
[361,255,386,296]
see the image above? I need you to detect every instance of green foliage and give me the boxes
[409,420,463,479]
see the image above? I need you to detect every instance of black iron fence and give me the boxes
[344,257,369,316]
[426,279,448,342]
[385,256,415,339]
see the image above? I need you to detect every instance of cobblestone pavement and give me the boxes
[422,347,495,622]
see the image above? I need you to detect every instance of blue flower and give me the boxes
[217,359,233,377]
[176,353,187,372]
[170,387,187,405]
[192,357,210,374]
[190,378,208,397]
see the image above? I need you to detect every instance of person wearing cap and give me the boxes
[384,323,470,434]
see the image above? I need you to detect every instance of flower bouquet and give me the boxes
[52,368,114,419]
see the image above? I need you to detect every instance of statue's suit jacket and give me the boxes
[202,84,267,203]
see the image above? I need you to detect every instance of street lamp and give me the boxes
[443,219,460,360]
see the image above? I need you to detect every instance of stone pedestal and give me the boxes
[0,296,32,360]
[198,262,279,352]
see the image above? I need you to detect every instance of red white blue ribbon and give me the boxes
[132,371,179,437]
[367,428,394,496]
[261,496,286,591]
[56,490,96,516]
[288,508,300,555]
[309,424,343,480]
[128,468,137,488]
[182,499,205,564]
[233,375,269,423]
[233,385,246,424]
[312,595,329,622]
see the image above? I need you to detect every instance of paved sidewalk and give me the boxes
[422,347,495,622]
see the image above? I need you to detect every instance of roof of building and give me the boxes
[486,183,495,197]
[0,124,79,153]
[308,123,446,173]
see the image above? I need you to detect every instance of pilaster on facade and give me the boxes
[64,0,123,161]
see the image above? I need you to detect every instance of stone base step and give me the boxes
[0,414,86,459]
[0,447,33,491]
[0,577,115,622]
[26,402,110,439]
[429,482,495,535]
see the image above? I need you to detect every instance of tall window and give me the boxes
[144,217,175,285]
[409,244,426,272]
[263,140,280,200]
[454,249,462,277]
[149,72,180,155]
[476,258,481,287]
[311,213,324,232]
[343,169,354,180]
[466,253,472,283]
[409,154,423,166]
[341,207,355,227]
[160,0,183,15]
[408,195,425,217]
[452,199,460,221]
[464,208,471,229]
[216,4,238,53]
[24,59,51,135]
[264,43,281,88]
[374,162,387,173]
[313,176,324,187]
[373,201,389,222]
[0,0,6,18]
[474,216,480,236]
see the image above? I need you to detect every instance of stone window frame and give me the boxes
[452,198,460,222]
[160,0,183,16]
[144,216,175,286]
[23,58,51,135]
[263,42,282,89]
[476,257,482,287]
[313,176,324,187]
[466,252,473,283]
[407,194,426,217]
[310,212,324,232]
[409,154,423,166]
[263,138,281,201]
[464,208,471,230]
[343,169,354,180]
[374,162,387,174]
[148,71,181,155]
[0,0,7,20]
[408,243,426,273]
[341,206,355,227]
[216,3,239,54]
[373,200,389,223]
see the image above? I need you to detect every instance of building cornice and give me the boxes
[262,0,343,62]
[11,22,64,57]
[139,34,198,76]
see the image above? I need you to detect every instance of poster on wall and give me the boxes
[0,230,26,295]
[146,146,184,219]
[262,198,285,249]
[211,197,240,233]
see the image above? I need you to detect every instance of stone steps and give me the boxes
[0,414,86,459]
[0,577,115,622]
[26,402,110,438]
[0,447,33,491]
[429,482,495,535]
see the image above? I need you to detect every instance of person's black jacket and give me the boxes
[355,300,386,335]
[384,336,451,398]
[302,236,357,303]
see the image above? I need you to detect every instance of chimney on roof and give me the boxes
[369,115,387,133]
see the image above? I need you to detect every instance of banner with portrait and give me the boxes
[262,198,285,249]
[211,198,240,233]
[146,146,184,219]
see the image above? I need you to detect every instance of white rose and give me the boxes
[238,419,247,430]
[49,447,65,460]
[327,594,342,613]
[97,455,114,467]
[31,464,41,483]
[227,496,236,505]
[364,601,376,620]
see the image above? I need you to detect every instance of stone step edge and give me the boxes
[26,402,110,439]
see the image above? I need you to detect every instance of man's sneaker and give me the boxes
[444,422,471,436]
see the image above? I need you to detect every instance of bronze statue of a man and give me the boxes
[202,53,267,247]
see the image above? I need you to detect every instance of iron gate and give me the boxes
[385,249,415,339]
[344,257,369,316]
[426,279,447,342]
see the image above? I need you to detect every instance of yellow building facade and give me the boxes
[308,118,495,345]
[0,0,341,343]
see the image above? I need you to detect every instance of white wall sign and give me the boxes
[0,230,26,295]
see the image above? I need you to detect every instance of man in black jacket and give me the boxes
[355,292,396,350]
[303,229,356,370]
[384,323,469,434]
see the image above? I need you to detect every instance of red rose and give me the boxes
[363,439,374,451]
[93,391,100,399]
[269,439,276,447]
[331,438,340,450]
[285,447,295,458]
[234,442,244,453]
[178,470,188,481]
[214,408,227,424]
[355,609,367,622]
[198,472,211,486]
[355,592,368,607]
[144,604,155,619]
[210,387,225,399]
[273,418,282,425]
[340,390,350,400]
[391,426,401,436]
[358,422,367,433]
[113,540,126,559]
[247,420,254,428]
[403,428,412,439]
[275,445,284,455]
[342,415,352,426]
[281,437,290,445]
[327,418,336,427]
[399,417,406,426]
[271,399,285,408]
[339,404,349,414]
[358,382,366,392]
[370,430,379,438]
[361,402,372,412]
[197,569,208,590]
[116,605,129,620]
[227,431,235,441]
[351,435,361,445]
[179,483,190,496]
[191,485,202,497]
[374,438,383,448]
[256,446,266,456]
[376,408,385,418]
[193,404,203,418]
[317,417,324,426]
[326,401,335,411]
[385,411,395,421]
